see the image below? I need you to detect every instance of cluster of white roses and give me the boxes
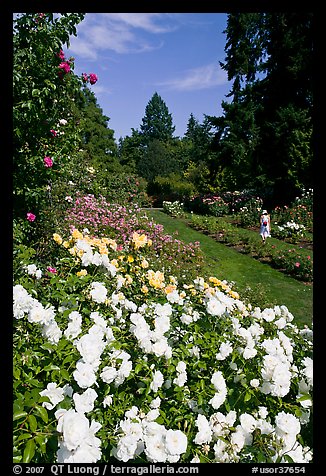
[13,284,62,344]
[193,408,312,463]
[24,263,43,279]
[129,302,173,359]
[111,404,188,463]
[275,220,306,239]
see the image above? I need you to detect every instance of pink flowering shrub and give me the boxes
[64,193,203,280]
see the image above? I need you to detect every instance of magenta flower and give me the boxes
[26,212,36,222]
[44,156,53,168]
[47,267,57,274]
[57,50,65,60]
[50,129,57,137]
[81,73,89,83]
[89,73,98,85]
[58,62,71,74]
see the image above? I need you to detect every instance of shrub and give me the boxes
[273,221,307,244]
[163,201,185,218]
[238,197,264,227]
[13,229,313,463]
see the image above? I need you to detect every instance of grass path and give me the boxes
[147,210,312,327]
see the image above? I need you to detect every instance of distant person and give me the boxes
[260,209,271,243]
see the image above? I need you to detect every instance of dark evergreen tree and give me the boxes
[136,139,178,182]
[79,86,119,171]
[139,92,175,144]
[117,128,144,172]
[208,12,313,204]
[255,13,313,203]
[184,113,213,165]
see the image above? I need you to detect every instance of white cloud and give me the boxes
[67,13,173,60]
[155,63,228,91]
[103,13,176,34]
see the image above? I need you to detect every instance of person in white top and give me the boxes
[260,209,271,243]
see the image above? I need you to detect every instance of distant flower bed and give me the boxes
[185,194,229,217]
[63,193,203,283]
[273,221,306,243]
[13,229,313,463]
[163,200,185,218]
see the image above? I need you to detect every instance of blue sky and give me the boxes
[65,13,232,141]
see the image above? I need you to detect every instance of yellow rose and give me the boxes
[141,259,149,269]
[229,290,240,300]
[76,269,87,277]
[71,229,83,240]
[53,233,63,245]
[132,232,148,249]
[164,284,176,295]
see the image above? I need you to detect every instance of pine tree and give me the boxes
[139,92,175,144]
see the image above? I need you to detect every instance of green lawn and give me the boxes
[147,210,313,328]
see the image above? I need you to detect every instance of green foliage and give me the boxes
[136,139,178,182]
[79,86,118,170]
[237,197,264,227]
[102,173,151,207]
[149,173,195,205]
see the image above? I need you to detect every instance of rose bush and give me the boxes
[13,229,313,464]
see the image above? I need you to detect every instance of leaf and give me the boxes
[22,438,35,463]
[297,394,311,402]
[43,364,61,371]
[13,367,21,379]
[34,435,47,454]
[28,414,37,432]
[13,410,28,421]
[135,363,143,374]
[60,368,70,380]
[244,391,251,402]
[17,433,32,442]
[35,405,48,423]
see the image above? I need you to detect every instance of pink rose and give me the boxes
[57,50,65,60]
[26,212,36,222]
[44,156,53,168]
[89,73,98,85]
[81,73,88,83]
[295,262,300,268]
[58,62,71,74]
